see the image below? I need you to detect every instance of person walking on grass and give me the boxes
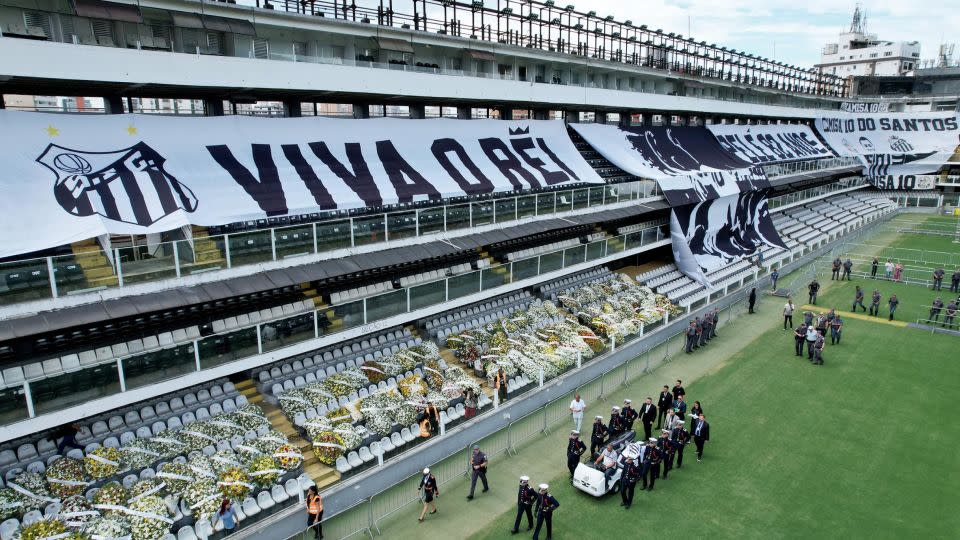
[417,468,438,523]
[888,294,900,321]
[569,393,586,433]
[832,257,842,280]
[830,314,843,345]
[783,298,795,330]
[511,476,537,534]
[794,322,808,356]
[950,269,960,293]
[843,259,853,280]
[813,331,825,365]
[748,288,757,314]
[852,286,866,313]
[771,269,780,291]
[691,414,710,462]
[466,445,489,500]
[566,430,586,478]
[306,486,324,537]
[808,279,821,305]
[871,257,879,279]
[806,324,819,360]
[532,484,559,540]
[869,289,882,317]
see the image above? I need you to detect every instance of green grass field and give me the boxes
[469,297,960,539]
[814,276,959,323]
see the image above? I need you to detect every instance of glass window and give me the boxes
[31,363,122,415]
[353,215,386,247]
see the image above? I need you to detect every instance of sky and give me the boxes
[550,0,960,68]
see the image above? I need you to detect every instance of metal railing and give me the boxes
[763,156,861,179]
[0,224,669,428]
[767,177,868,210]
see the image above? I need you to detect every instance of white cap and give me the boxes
[624,399,632,404]
[520,476,529,482]
[648,438,657,443]
[595,415,604,420]
[539,483,549,491]
[612,406,620,411]
[423,468,430,475]
[570,430,579,436]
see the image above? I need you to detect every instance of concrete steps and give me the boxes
[70,240,118,287]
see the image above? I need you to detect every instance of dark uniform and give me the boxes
[532,489,559,540]
[566,435,586,477]
[658,433,676,479]
[511,480,537,533]
[888,295,899,321]
[711,310,719,338]
[869,290,881,316]
[813,334,825,365]
[673,398,687,421]
[620,460,642,508]
[808,280,820,304]
[639,402,656,440]
[944,301,957,328]
[694,318,704,348]
[685,321,697,353]
[794,323,808,356]
[656,390,673,429]
[933,268,945,291]
[950,270,960,293]
[843,259,853,280]
[700,315,711,345]
[590,418,608,456]
[608,409,624,439]
[830,315,843,345]
[929,298,944,323]
[671,424,690,468]
[620,404,638,432]
[831,258,841,280]
[642,444,662,490]
[852,287,865,312]
[871,258,879,278]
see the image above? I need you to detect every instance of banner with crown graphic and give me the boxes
[0,112,603,257]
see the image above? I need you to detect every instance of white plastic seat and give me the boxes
[358,446,374,463]
[271,484,289,504]
[242,497,260,517]
[256,490,275,511]
[335,456,351,474]
[284,478,300,499]
[346,451,363,468]
[176,525,198,540]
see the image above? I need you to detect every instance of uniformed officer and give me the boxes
[944,300,957,329]
[566,431,586,478]
[843,258,853,280]
[466,445,488,500]
[852,286,866,312]
[711,309,719,338]
[831,257,841,280]
[701,314,713,344]
[608,406,624,438]
[813,331,825,365]
[510,476,537,534]
[888,294,900,321]
[803,310,814,326]
[620,400,638,432]
[642,438,661,491]
[808,279,820,304]
[951,269,960,293]
[590,415,608,456]
[671,422,690,469]
[933,267,945,290]
[658,429,677,479]
[794,322,808,356]
[869,290,882,316]
[929,297,944,323]
[830,314,843,345]
[532,484,559,540]
[619,457,641,509]
[684,320,697,353]
[693,317,703,349]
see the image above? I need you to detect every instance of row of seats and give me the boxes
[537,267,612,299]
[505,237,583,262]
[290,368,433,426]
[421,291,532,337]
[617,218,669,236]
[397,262,476,288]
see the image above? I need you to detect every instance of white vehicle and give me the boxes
[572,431,637,497]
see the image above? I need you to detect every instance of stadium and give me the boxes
[0,1,958,539]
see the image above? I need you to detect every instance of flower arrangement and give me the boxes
[397,375,427,398]
[92,481,129,520]
[177,423,221,453]
[228,404,269,431]
[216,467,253,500]
[84,447,122,480]
[149,430,188,459]
[183,481,220,522]
[58,495,98,529]
[155,463,192,496]
[326,406,353,425]
[360,360,388,384]
[46,456,88,497]
[320,369,367,398]
[273,444,302,470]
[17,518,67,540]
[9,471,53,513]
[186,455,217,482]
[311,431,346,466]
[121,439,162,471]
[251,430,289,455]
[210,449,243,475]
[247,455,283,488]
[83,517,130,539]
[425,391,449,412]
[332,423,363,452]
[129,478,167,503]
[0,488,22,521]
[422,360,444,390]
[127,495,171,540]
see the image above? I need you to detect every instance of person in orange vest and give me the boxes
[494,367,508,403]
[419,415,432,438]
[425,401,441,433]
[306,486,323,539]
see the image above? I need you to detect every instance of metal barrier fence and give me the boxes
[914,304,959,330]
[844,243,960,269]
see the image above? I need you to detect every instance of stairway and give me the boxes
[70,239,118,288]
[235,379,341,491]
[438,341,493,400]
[187,226,225,271]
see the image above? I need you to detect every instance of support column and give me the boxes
[0,95,5,109]
[456,106,472,119]
[497,107,513,120]
[619,111,633,128]
[409,104,426,119]
[204,99,225,116]
[564,110,579,124]
[594,111,607,124]
[352,104,370,119]
[282,99,302,118]
[105,95,125,114]
[532,109,549,120]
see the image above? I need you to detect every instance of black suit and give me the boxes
[639,403,657,440]
[692,419,710,459]
[656,392,673,428]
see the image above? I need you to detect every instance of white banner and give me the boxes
[841,102,890,113]
[865,175,938,190]
[570,123,769,207]
[706,124,834,164]
[0,112,602,257]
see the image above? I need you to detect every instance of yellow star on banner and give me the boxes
[126,125,138,135]
[45,125,59,137]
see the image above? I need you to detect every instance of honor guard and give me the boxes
[590,415,608,456]
[608,406,624,438]
[532,484,559,540]
[619,457,642,509]
[658,429,677,479]
[620,400,638,431]
[642,439,662,491]
[566,431,586,478]
[510,476,537,534]
[671,422,690,469]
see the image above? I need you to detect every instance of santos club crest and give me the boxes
[36,142,198,227]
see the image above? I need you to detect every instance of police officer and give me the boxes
[608,406,624,438]
[620,457,641,509]
[658,429,676,479]
[888,294,900,321]
[950,269,960,293]
[871,257,879,279]
[590,415,607,456]
[944,299,958,328]
[794,322,808,356]
[694,317,703,349]
[532,484,559,540]
[830,314,843,345]
[808,279,820,304]
[510,476,536,534]
[803,310,814,326]
[685,320,697,353]
[711,309,719,338]
[813,331,825,365]
[671,421,690,469]
[843,258,853,280]
[869,289,882,316]
[642,439,661,491]
[930,297,944,324]
[656,386,673,429]
[466,445,488,500]
[933,267,945,290]
[620,399,638,432]
[852,286,866,312]
[566,430,586,478]
[701,315,713,345]
[832,257,842,280]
